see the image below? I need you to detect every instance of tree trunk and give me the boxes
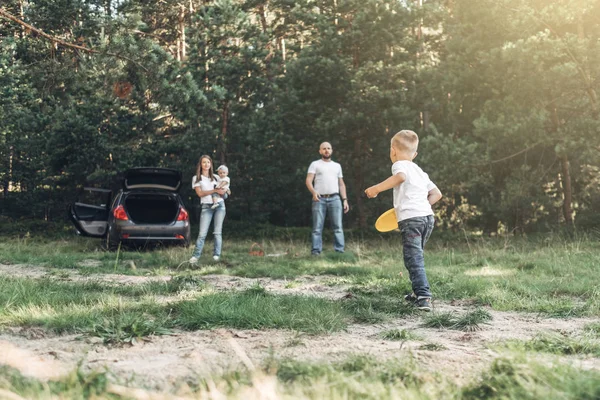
[177,4,186,60]
[560,155,574,228]
[258,3,268,33]
[352,139,367,229]
[549,106,574,229]
[219,101,229,165]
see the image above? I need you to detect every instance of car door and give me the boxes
[69,188,113,238]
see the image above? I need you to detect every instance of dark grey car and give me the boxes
[69,168,191,249]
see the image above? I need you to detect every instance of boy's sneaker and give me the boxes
[415,297,432,312]
[213,256,220,261]
[404,293,417,302]
[211,203,219,209]
[189,256,199,265]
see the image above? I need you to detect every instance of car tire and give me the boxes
[105,228,120,251]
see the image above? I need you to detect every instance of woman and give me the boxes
[189,155,227,264]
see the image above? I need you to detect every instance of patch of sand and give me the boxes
[464,266,515,276]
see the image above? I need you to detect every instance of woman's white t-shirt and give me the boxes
[192,174,223,204]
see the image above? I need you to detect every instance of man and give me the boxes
[306,142,350,255]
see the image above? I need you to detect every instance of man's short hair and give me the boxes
[217,165,229,173]
[391,130,419,153]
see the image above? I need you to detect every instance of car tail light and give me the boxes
[175,234,185,239]
[122,234,130,239]
[177,207,189,221]
[113,205,129,221]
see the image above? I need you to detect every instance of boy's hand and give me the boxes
[364,186,379,198]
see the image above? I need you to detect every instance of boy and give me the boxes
[364,130,442,311]
[211,165,231,209]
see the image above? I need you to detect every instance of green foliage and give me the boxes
[2,0,599,233]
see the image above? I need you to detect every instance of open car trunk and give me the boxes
[124,193,179,224]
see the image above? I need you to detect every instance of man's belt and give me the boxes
[320,193,339,198]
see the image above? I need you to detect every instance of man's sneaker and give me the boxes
[189,256,199,265]
[213,255,220,261]
[211,203,219,209]
[415,297,432,312]
[404,293,417,302]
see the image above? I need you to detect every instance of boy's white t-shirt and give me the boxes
[307,160,343,195]
[392,161,437,221]
[192,174,223,204]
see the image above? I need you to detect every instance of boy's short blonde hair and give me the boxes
[391,130,419,153]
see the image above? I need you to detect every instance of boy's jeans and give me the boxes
[311,196,345,254]
[192,202,226,258]
[399,215,434,298]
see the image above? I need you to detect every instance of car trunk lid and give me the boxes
[123,168,182,192]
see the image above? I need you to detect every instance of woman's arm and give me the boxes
[194,186,226,197]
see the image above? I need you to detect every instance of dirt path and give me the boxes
[1,263,599,390]
[2,309,598,390]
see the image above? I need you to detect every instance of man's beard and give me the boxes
[322,154,331,160]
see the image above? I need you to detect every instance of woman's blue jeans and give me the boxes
[192,202,225,258]
[311,196,345,254]
[399,215,434,298]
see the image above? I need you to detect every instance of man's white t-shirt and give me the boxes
[192,174,223,204]
[307,160,343,195]
[392,161,437,221]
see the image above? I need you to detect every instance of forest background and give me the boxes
[1,0,599,234]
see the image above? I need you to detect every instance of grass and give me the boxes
[422,308,493,331]
[1,233,600,398]
[380,328,422,341]
[1,234,599,334]
[2,233,600,317]
[502,332,600,357]
[87,313,174,345]
[0,366,112,399]
[462,357,600,399]
[5,352,598,400]
[175,289,348,334]
[584,322,600,337]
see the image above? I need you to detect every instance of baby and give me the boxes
[211,165,231,209]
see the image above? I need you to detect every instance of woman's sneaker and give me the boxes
[189,256,199,265]
[415,297,432,312]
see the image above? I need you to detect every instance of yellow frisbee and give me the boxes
[375,208,398,232]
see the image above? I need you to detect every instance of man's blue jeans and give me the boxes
[311,196,344,254]
[399,215,434,298]
[192,202,226,258]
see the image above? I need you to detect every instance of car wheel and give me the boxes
[105,228,120,251]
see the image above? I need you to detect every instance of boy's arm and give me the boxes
[428,187,442,205]
[364,173,406,198]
